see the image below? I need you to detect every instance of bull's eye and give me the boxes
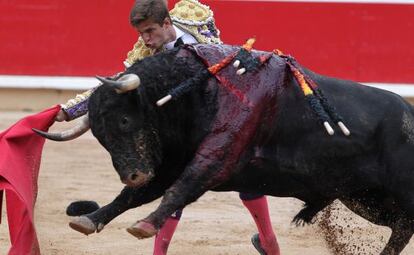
[120,116,130,130]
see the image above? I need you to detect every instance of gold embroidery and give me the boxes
[170,0,211,23]
[62,89,93,109]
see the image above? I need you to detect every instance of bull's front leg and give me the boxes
[126,162,229,239]
[69,180,166,235]
[128,102,265,239]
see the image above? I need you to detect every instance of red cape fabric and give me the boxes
[0,105,60,255]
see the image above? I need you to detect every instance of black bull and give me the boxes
[53,44,414,254]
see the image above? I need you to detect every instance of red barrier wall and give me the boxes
[0,1,136,77]
[1,1,413,83]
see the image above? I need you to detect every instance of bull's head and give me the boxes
[35,74,161,188]
[35,47,205,188]
[89,74,163,188]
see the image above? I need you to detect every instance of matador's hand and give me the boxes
[55,109,68,122]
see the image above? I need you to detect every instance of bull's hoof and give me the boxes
[126,221,158,239]
[69,216,98,235]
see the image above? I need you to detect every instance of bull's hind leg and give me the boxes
[341,195,413,255]
[380,221,413,255]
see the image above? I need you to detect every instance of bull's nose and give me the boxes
[121,171,150,187]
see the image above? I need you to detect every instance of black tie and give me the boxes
[174,37,184,48]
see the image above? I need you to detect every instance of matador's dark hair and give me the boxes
[130,0,171,27]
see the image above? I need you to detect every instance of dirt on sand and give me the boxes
[0,111,413,255]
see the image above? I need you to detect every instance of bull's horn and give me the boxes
[96,74,141,94]
[32,114,90,141]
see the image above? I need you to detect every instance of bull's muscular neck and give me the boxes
[128,47,220,164]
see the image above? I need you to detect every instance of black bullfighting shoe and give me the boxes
[251,233,267,255]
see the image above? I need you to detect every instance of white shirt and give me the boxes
[164,25,197,50]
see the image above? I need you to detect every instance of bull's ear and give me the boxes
[96,74,141,94]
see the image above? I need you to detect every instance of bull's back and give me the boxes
[262,69,414,192]
[310,71,414,156]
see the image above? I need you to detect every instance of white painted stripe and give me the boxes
[1,75,414,97]
[219,0,414,4]
[0,75,98,90]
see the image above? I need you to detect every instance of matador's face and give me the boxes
[135,18,173,50]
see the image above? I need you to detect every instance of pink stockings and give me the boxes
[153,210,182,255]
[152,195,279,255]
[242,196,280,255]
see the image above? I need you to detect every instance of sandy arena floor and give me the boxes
[0,111,413,255]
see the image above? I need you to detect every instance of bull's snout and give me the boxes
[122,171,152,187]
